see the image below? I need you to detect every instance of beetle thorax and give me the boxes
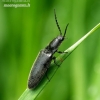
[51,36,64,48]
[45,35,64,53]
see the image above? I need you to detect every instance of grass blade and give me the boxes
[18,23,100,100]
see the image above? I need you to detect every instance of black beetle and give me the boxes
[28,10,69,89]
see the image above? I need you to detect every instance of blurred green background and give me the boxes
[0,0,100,100]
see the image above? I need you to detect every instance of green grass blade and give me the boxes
[18,23,100,100]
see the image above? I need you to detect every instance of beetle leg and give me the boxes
[45,71,50,82]
[52,56,60,67]
[57,51,64,53]
[57,51,68,54]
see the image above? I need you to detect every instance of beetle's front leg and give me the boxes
[57,50,67,54]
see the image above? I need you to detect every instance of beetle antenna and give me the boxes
[63,23,69,37]
[54,9,62,35]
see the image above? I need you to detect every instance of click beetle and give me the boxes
[28,10,69,89]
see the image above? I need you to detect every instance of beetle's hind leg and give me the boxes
[45,71,50,82]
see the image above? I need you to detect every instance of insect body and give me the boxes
[28,11,69,89]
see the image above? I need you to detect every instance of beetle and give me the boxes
[28,10,69,89]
